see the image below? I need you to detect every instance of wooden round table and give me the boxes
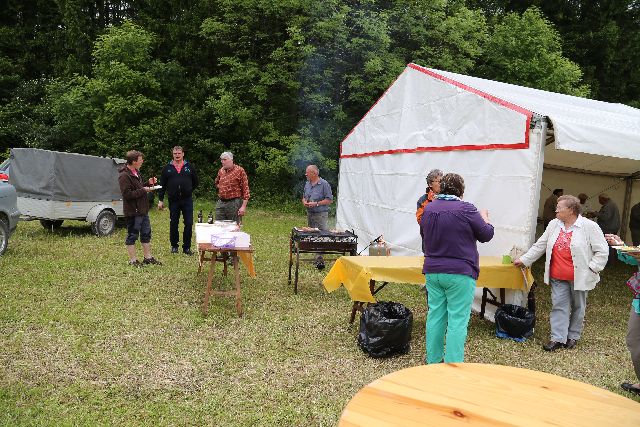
[339,363,640,426]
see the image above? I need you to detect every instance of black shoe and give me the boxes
[143,257,162,266]
[621,382,640,395]
[128,260,144,268]
[565,339,578,349]
[543,341,564,352]
[315,261,325,270]
[171,247,179,254]
[183,248,194,256]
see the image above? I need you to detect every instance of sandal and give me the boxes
[143,257,162,266]
[621,382,640,395]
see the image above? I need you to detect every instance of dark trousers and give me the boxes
[169,197,193,250]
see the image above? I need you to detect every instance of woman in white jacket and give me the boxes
[515,195,609,351]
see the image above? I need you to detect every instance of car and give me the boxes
[0,180,20,255]
[0,158,10,182]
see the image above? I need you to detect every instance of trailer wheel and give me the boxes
[40,219,64,230]
[0,217,8,256]
[92,210,116,236]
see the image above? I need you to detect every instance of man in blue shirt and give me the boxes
[302,164,333,269]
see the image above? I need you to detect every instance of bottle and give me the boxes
[207,211,214,224]
[197,210,203,223]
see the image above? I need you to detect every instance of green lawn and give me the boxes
[1,204,639,426]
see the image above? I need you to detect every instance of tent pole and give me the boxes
[621,177,633,241]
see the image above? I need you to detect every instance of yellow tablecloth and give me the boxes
[323,256,533,303]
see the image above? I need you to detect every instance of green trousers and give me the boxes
[425,273,476,364]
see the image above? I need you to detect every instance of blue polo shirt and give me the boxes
[303,178,333,213]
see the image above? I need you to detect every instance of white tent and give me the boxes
[336,63,640,316]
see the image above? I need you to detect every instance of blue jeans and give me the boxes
[125,215,151,245]
[169,197,193,250]
[425,273,476,363]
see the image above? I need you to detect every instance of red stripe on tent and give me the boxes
[339,64,533,159]
[340,141,530,159]
[408,64,533,117]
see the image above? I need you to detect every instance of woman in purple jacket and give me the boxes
[421,173,494,363]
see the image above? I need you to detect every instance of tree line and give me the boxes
[1,0,638,202]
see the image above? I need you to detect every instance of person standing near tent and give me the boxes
[416,169,443,225]
[157,146,199,255]
[577,193,593,218]
[118,150,162,267]
[302,164,333,269]
[215,151,250,223]
[543,189,563,228]
[421,173,494,363]
[630,202,640,246]
[594,193,621,265]
[514,195,608,351]
[603,233,640,396]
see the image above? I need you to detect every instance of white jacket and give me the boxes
[519,216,609,291]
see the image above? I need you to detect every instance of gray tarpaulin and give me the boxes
[9,148,125,202]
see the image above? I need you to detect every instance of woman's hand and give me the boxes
[479,209,490,223]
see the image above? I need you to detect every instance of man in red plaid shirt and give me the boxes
[215,151,250,223]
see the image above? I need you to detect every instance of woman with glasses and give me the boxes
[514,195,608,351]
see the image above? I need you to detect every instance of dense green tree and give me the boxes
[476,7,589,96]
[468,0,639,105]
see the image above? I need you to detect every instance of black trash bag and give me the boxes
[357,301,413,358]
[495,304,535,339]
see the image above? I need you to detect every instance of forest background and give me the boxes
[1,0,639,204]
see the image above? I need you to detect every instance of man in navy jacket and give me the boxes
[158,146,199,255]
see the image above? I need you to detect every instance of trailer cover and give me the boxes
[9,148,125,202]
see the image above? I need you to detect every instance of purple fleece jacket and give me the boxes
[421,199,495,279]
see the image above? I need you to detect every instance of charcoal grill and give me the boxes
[288,228,358,293]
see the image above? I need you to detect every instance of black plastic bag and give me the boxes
[495,304,535,339]
[357,301,413,358]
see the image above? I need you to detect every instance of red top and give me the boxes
[173,161,184,173]
[215,165,250,200]
[550,229,574,281]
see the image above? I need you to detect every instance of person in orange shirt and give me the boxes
[215,151,250,223]
[416,169,443,225]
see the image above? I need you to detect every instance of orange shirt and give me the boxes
[550,229,574,281]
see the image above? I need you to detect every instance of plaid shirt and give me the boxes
[215,165,250,200]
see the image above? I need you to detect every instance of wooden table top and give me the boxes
[339,363,640,427]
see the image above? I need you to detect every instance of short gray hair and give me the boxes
[307,164,319,174]
[558,195,581,215]
[220,151,233,160]
[426,169,443,187]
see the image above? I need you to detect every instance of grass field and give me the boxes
[1,203,639,426]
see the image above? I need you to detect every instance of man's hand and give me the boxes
[157,201,164,210]
[148,176,157,185]
[513,258,524,267]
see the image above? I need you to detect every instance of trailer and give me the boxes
[8,148,125,236]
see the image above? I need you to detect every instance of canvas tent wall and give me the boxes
[336,64,640,319]
[336,63,640,257]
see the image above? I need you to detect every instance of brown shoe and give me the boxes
[565,339,578,349]
[543,341,564,352]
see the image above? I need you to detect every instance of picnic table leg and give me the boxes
[480,287,488,320]
[202,254,217,316]
[350,302,364,324]
[198,249,205,274]
[234,253,242,317]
